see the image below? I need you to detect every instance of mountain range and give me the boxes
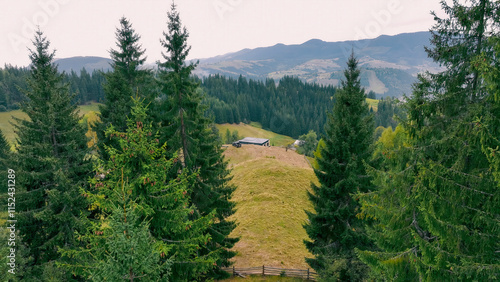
[54,56,112,74]
[54,31,441,97]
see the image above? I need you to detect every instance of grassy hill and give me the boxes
[366,98,379,112]
[0,102,101,147]
[216,122,296,147]
[223,145,317,269]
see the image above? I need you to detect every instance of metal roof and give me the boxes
[238,137,270,144]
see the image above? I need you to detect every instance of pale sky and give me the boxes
[0,0,446,67]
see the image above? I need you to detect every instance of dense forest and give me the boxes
[201,75,335,138]
[0,66,105,110]
[0,65,401,138]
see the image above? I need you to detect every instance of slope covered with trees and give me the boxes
[202,74,335,138]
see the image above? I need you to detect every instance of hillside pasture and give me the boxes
[224,145,317,269]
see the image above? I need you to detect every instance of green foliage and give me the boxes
[297,130,318,157]
[155,4,238,279]
[304,53,374,280]
[0,64,105,109]
[11,29,92,279]
[0,130,11,196]
[225,129,240,144]
[203,75,334,138]
[356,125,419,281]
[311,138,325,170]
[374,97,403,129]
[63,68,105,104]
[96,16,154,159]
[65,98,214,280]
[231,129,240,143]
[62,173,170,281]
[0,65,29,110]
[358,1,500,280]
[0,224,32,281]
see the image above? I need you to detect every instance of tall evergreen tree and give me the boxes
[96,16,153,158]
[12,30,92,279]
[304,53,374,281]
[357,1,500,280]
[63,98,214,280]
[0,129,11,195]
[356,125,420,281]
[155,3,238,279]
[62,174,171,281]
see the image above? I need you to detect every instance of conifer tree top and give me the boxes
[109,17,147,78]
[160,2,197,72]
[29,29,56,70]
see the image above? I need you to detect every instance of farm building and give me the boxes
[236,137,270,147]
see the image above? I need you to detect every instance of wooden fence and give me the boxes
[222,266,318,281]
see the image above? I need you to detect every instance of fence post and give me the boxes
[262,265,265,276]
[233,266,235,277]
[307,268,310,280]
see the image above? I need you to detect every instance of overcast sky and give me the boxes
[0,0,447,67]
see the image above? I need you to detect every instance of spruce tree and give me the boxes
[87,189,169,282]
[62,171,171,281]
[355,125,420,281]
[96,16,153,158]
[155,3,237,279]
[12,30,92,279]
[64,98,215,281]
[0,129,11,195]
[357,1,500,280]
[304,53,374,280]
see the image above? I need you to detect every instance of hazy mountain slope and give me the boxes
[54,56,112,74]
[195,31,440,97]
[52,32,439,97]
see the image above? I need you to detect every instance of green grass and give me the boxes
[77,102,101,116]
[0,103,103,148]
[0,110,28,148]
[249,121,263,128]
[216,123,295,147]
[223,146,317,269]
[366,98,379,112]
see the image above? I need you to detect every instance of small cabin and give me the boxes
[236,137,270,147]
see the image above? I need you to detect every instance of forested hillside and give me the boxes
[202,75,334,138]
[0,66,105,108]
[0,64,400,139]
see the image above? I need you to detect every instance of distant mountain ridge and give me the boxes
[194,31,440,97]
[53,32,440,97]
[54,56,112,74]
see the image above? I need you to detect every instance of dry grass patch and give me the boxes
[224,146,317,269]
[366,98,379,112]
